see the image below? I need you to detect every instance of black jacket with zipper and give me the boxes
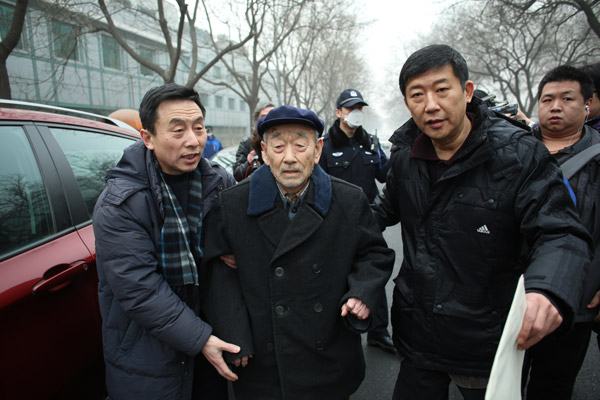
[373,98,592,376]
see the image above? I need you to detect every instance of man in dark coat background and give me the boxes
[202,105,395,399]
[232,102,275,181]
[319,88,393,352]
[372,45,591,399]
[93,84,239,400]
[522,65,600,399]
[582,62,600,132]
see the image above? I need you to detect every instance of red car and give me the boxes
[0,101,140,399]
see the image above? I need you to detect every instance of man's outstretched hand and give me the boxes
[517,292,563,350]
[201,335,241,381]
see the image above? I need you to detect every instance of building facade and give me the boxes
[1,0,251,147]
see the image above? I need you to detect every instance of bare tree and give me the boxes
[93,0,255,86]
[413,1,599,116]
[266,0,369,127]
[495,0,600,40]
[0,0,28,99]
[201,0,310,123]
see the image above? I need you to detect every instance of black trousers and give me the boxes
[367,289,391,340]
[522,321,593,400]
[392,358,486,400]
[193,353,228,399]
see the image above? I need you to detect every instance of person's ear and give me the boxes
[141,129,154,150]
[465,80,475,103]
[314,137,323,164]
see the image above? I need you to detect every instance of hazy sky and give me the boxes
[358,0,452,138]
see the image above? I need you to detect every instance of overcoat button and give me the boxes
[487,199,495,205]
[315,341,324,350]
[275,305,285,315]
[313,303,323,313]
[312,264,321,274]
[435,304,443,310]
[275,267,284,277]
[267,342,274,351]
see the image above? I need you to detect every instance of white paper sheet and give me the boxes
[485,275,526,400]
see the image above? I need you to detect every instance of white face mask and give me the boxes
[343,109,363,128]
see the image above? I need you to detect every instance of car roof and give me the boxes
[0,101,141,138]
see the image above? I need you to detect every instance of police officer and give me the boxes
[319,88,393,352]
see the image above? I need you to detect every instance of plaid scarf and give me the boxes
[156,160,203,287]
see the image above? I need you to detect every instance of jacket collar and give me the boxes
[328,119,370,148]
[533,124,600,163]
[586,115,600,131]
[247,164,331,217]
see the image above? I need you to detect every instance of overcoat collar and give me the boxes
[247,163,332,217]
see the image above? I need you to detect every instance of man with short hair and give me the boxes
[202,105,395,399]
[93,83,238,399]
[319,88,393,352]
[522,65,600,400]
[372,45,591,399]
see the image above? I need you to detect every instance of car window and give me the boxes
[0,126,54,257]
[49,128,137,218]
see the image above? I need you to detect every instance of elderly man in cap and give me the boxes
[320,88,393,352]
[201,105,395,399]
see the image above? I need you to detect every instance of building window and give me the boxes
[213,66,222,78]
[138,46,154,76]
[102,35,121,70]
[200,93,210,107]
[197,60,207,73]
[228,98,235,110]
[52,21,79,61]
[0,4,28,51]
[180,55,190,71]
[239,100,246,111]
[215,96,223,109]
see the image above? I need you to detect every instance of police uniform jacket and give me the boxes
[372,98,591,376]
[202,164,395,400]
[319,120,389,202]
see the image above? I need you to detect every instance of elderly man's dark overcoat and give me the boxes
[202,164,395,400]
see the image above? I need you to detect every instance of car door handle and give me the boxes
[32,261,89,294]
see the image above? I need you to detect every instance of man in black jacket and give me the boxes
[319,89,393,352]
[522,65,600,400]
[372,45,591,400]
[202,106,395,399]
